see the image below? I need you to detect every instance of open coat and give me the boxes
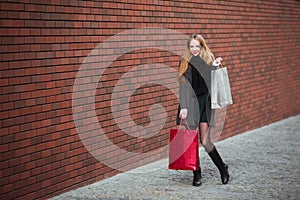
[177,56,216,129]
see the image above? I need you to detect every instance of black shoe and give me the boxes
[220,164,229,184]
[192,169,202,186]
[208,147,230,184]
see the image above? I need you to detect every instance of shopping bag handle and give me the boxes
[179,118,192,130]
[216,63,226,69]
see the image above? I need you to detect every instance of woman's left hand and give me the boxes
[212,57,223,67]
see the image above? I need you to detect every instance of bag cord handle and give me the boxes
[179,118,192,130]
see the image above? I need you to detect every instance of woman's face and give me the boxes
[189,39,201,56]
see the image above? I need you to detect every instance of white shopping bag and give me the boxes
[211,67,233,109]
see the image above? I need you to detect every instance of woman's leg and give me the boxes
[199,122,229,184]
[192,124,203,187]
[199,122,214,152]
[191,126,202,187]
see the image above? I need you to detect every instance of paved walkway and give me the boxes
[51,115,300,200]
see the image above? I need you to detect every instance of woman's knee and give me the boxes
[202,140,214,152]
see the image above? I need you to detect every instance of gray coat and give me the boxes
[177,56,216,129]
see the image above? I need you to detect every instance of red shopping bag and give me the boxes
[168,120,199,171]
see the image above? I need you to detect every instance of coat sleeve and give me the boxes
[179,76,189,109]
[176,75,190,125]
[178,70,199,128]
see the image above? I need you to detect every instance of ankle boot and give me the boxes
[208,147,229,184]
[192,169,202,186]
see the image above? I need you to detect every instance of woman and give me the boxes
[177,34,229,186]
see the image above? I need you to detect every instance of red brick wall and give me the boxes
[1,0,300,199]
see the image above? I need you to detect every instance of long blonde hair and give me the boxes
[178,34,215,78]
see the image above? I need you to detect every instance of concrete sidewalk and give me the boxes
[51,115,300,200]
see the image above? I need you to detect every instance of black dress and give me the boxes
[191,63,209,123]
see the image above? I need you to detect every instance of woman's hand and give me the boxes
[212,57,223,67]
[179,108,188,119]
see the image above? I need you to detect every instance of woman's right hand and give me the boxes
[212,57,223,67]
[179,108,188,119]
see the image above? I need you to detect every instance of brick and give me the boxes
[26,176,36,185]
[16,192,36,200]
[2,183,14,193]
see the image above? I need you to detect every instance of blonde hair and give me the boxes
[178,34,215,78]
